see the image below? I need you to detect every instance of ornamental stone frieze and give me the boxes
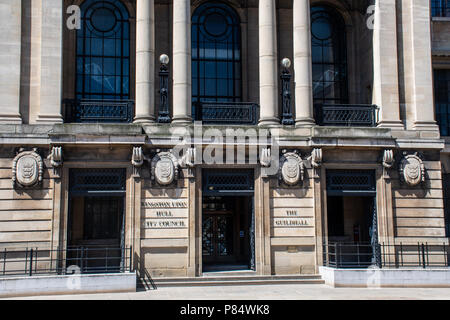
[399,153,425,187]
[12,149,44,188]
[279,151,304,186]
[151,151,179,186]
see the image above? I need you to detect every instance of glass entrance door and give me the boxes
[202,214,234,264]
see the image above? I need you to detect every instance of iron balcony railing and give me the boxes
[314,104,379,127]
[193,102,260,125]
[64,99,135,123]
[323,242,450,269]
[432,0,450,17]
[0,246,133,277]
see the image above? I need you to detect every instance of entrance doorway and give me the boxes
[67,169,126,273]
[202,169,255,272]
[325,170,379,267]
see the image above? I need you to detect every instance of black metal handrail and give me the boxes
[193,102,260,125]
[323,242,450,269]
[0,246,133,277]
[64,99,135,123]
[314,104,379,127]
[432,0,450,17]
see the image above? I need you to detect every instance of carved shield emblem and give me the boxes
[400,155,424,187]
[280,152,304,186]
[151,152,179,186]
[155,158,175,185]
[12,150,43,188]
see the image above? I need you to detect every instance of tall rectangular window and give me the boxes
[434,69,450,136]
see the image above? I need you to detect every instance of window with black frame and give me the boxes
[434,69,450,136]
[432,0,450,17]
[191,2,242,121]
[71,0,133,123]
[76,0,130,100]
[311,6,348,108]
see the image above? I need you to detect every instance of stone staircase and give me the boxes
[144,271,324,288]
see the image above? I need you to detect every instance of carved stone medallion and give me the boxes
[279,152,304,186]
[151,152,179,186]
[12,150,43,188]
[399,154,425,187]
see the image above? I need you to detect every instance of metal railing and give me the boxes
[315,104,379,127]
[324,242,450,269]
[432,0,450,17]
[193,102,260,125]
[0,246,133,277]
[64,99,135,123]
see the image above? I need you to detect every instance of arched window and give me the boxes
[311,6,348,106]
[76,0,130,100]
[192,2,242,115]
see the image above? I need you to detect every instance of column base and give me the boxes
[258,117,280,127]
[412,121,439,131]
[295,117,315,127]
[35,114,63,124]
[377,120,405,130]
[172,115,192,125]
[134,116,156,124]
[0,113,22,124]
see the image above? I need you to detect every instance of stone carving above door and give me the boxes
[279,151,304,186]
[12,149,44,188]
[151,151,179,186]
[399,153,425,187]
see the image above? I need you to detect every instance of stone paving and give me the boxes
[5,284,450,300]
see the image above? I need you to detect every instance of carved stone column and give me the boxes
[258,0,279,126]
[134,0,156,123]
[172,0,192,124]
[373,0,404,129]
[0,0,22,123]
[36,0,64,124]
[293,0,315,127]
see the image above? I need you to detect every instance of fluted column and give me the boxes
[0,0,22,123]
[373,0,404,129]
[172,0,192,124]
[258,0,279,126]
[293,0,315,127]
[134,0,156,123]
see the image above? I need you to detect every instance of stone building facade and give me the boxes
[0,0,449,279]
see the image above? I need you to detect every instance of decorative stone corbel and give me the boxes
[12,148,44,188]
[310,148,323,168]
[399,152,425,187]
[382,149,394,169]
[132,146,144,177]
[180,147,196,178]
[49,146,63,178]
[151,151,179,186]
[180,147,196,168]
[260,147,271,167]
[279,150,304,186]
[50,147,63,168]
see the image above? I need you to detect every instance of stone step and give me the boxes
[148,274,324,287]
